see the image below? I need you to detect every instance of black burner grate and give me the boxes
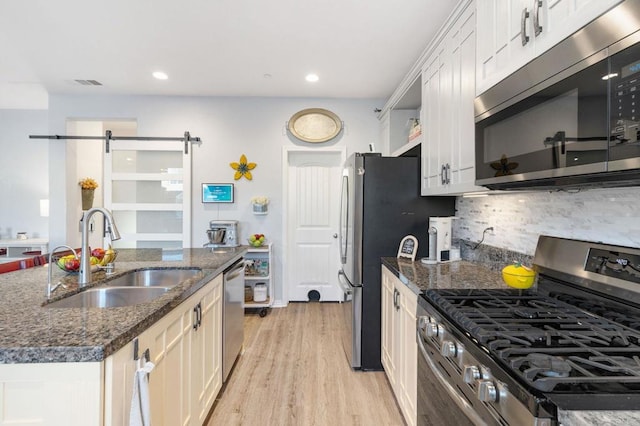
[426,289,640,392]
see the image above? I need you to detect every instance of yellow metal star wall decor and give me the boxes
[230,154,257,180]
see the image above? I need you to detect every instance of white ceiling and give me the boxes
[0,0,458,106]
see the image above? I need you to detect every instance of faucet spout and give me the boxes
[79,207,121,286]
[47,245,78,300]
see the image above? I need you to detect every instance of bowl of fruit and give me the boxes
[55,253,81,273]
[55,246,117,273]
[248,234,266,247]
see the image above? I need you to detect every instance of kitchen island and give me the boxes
[0,246,246,425]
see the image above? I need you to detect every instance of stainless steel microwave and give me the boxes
[475,0,640,190]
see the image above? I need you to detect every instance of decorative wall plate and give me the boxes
[288,108,342,143]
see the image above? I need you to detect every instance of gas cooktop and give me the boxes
[425,288,640,394]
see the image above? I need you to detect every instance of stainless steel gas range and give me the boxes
[417,236,640,425]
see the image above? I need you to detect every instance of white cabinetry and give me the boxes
[378,65,423,157]
[104,273,223,426]
[422,1,485,196]
[381,265,417,426]
[244,243,273,317]
[191,275,223,424]
[0,362,102,425]
[476,0,622,95]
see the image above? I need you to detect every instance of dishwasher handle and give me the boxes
[224,259,245,281]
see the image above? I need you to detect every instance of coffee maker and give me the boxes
[422,216,457,264]
[206,220,239,248]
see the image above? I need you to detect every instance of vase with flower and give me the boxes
[79,177,99,210]
[251,196,269,215]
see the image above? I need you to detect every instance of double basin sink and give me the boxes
[46,268,203,308]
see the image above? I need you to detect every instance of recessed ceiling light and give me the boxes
[153,71,168,80]
[305,73,319,82]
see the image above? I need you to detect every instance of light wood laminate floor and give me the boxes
[208,302,404,426]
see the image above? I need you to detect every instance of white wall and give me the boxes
[46,94,382,302]
[0,109,48,240]
[455,187,640,255]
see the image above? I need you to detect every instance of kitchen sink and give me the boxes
[45,286,171,308]
[103,268,202,288]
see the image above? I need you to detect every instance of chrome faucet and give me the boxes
[79,207,121,286]
[47,245,78,300]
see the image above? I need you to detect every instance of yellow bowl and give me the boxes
[502,263,536,289]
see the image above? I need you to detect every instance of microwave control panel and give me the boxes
[612,60,640,144]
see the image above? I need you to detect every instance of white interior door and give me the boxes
[284,148,345,302]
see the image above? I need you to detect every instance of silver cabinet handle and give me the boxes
[533,0,543,37]
[445,163,451,184]
[521,8,530,46]
[441,164,446,185]
[333,233,338,238]
[193,305,199,330]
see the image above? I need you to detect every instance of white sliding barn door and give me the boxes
[284,148,345,302]
[104,140,191,249]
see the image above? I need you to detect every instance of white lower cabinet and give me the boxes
[381,265,417,426]
[0,362,103,425]
[104,273,223,426]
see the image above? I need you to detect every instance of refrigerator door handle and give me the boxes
[337,270,353,296]
[339,174,349,265]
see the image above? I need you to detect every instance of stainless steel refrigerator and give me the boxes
[337,153,454,370]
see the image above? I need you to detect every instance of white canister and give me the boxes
[253,283,267,302]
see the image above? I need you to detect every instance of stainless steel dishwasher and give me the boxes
[223,258,244,382]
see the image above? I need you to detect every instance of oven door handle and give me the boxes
[416,329,486,426]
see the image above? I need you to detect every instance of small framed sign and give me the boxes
[202,183,234,203]
[397,235,418,261]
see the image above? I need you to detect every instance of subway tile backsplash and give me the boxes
[454,186,640,256]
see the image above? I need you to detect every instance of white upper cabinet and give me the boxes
[379,76,423,157]
[422,1,485,195]
[476,0,623,95]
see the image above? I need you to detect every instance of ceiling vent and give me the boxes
[74,79,102,86]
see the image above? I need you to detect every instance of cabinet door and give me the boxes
[147,299,193,426]
[535,0,622,58]
[422,51,443,193]
[476,0,536,95]
[380,267,397,390]
[423,2,485,195]
[192,274,223,424]
[449,4,486,194]
[398,281,418,426]
[104,339,136,425]
[477,0,622,95]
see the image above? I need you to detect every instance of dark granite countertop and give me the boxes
[0,246,247,364]
[381,257,505,295]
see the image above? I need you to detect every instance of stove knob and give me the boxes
[425,322,440,338]
[463,365,481,384]
[441,340,457,358]
[477,380,498,403]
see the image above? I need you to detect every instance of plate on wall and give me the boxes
[288,108,342,143]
